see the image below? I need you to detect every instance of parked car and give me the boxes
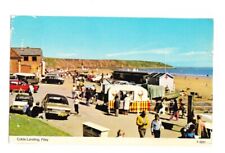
[10,93,34,113]
[14,73,39,85]
[10,79,39,93]
[41,94,71,119]
[41,75,64,84]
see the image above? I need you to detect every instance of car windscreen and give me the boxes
[15,96,32,102]
[48,96,68,105]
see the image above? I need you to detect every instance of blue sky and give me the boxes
[11,16,213,67]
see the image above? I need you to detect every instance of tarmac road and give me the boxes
[9,78,185,138]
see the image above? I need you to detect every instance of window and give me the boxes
[24,56,28,61]
[32,56,37,61]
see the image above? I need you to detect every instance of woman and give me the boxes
[151,113,163,138]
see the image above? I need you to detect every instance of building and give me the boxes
[10,47,44,76]
[147,73,174,92]
[10,48,22,73]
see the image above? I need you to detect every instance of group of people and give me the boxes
[113,91,132,117]
[136,111,163,138]
[23,101,43,118]
[169,98,186,120]
[180,115,210,139]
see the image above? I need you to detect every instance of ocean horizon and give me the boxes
[140,67,213,77]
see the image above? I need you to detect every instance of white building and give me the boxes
[147,73,174,92]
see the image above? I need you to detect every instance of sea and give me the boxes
[141,67,213,77]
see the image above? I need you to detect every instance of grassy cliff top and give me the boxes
[44,57,172,69]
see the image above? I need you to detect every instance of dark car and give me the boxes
[41,75,64,85]
[41,94,71,119]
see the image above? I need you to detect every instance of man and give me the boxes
[136,111,149,138]
[123,94,131,115]
[114,95,120,117]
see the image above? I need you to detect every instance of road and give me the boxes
[9,78,186,138]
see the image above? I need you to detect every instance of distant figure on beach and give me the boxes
[114,95,120,117]
[117,129,125,137]
[136,111,149,138]
[169,99,179,121]
[151,113,163,138]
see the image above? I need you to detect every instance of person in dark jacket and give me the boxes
[169,99,179,120]
[114,95,120,117]
[31,102,43,117]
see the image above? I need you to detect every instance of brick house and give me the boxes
[10,47,44,76]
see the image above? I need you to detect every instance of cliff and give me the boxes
[44,57,172,69]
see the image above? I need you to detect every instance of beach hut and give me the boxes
[147,73,174,92]
[107,84,150,113]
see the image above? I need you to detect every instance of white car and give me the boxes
[10,93,33,113]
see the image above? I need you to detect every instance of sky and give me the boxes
[10,16,213,67]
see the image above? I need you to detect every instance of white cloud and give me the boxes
[181,51,212,56]
[105,47,175,57]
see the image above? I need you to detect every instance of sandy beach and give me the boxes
[174,75,213,102]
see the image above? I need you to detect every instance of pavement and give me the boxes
[9,78,189,138]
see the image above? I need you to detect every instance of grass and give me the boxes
[9,113,71,136]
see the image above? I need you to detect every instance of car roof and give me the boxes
[46,93,67,98]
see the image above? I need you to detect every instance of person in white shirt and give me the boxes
[123,94,131,115]
[151,113,163,138]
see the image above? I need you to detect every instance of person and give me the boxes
[169,100,174,114]
[25,99,33,116]
[196,115,208,138]
[72,75,76,83]
[74,96,79,114]
[185,124,196,138]
[169,99,179,120]
[72,85,76,99]
[28,84,34,96]
[31,102,43,117]
[85,88,91,106]
[123,94,131,115]
[180,120,196,138]
[136,111,149,138]
[154,99,163,113]
[114,95,120,117]
[151,113,163,138]
[117,129,125,137]
[178,99,186,118]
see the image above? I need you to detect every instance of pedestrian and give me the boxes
[196,115,208,138]
[169,99,179,120]
[151,113,163,138]
[123,94,131,115]
[85,88,91,106]
[28,83,34,96]
[178,99,186,118]
[136,111,149,138]
[72,75,76,83]
[114,95,120,117]
[72,84,76,99]
[74,96,79,114]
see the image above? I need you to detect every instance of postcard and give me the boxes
[9,16,213,145]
